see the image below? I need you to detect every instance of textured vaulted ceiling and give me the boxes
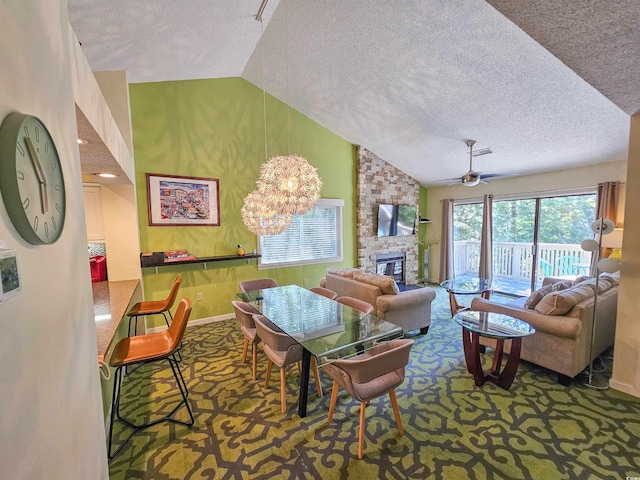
[67,0,638,187]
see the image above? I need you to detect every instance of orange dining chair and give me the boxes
[323,338,415,459]
[108,297,194,459]
[127,275,182,336]
[231,300,262,380]
[239,278,278,293]
[253,314,324,413]
[310,286,338,300]
[336,296,375,315]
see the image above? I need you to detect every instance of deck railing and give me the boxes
[454,241,592,282]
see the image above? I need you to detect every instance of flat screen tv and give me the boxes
[377,204,417,237]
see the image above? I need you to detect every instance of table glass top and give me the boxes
[441,277,493,294]
[454,310,535,339]
[237,285,403,364]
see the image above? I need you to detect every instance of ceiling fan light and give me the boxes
[462,173,480,186]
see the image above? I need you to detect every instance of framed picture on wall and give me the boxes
[146,173,220,226]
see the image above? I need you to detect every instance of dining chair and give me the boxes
[253,314,324,413]
[127,275,181,336]
[336,296,375,315]
[323,338,415,459]
[239,278,279,293]
[108,297,194,459]
[310,286,338,300]
[231,300,262,380]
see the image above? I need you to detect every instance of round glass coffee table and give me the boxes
[454,310,535,390]
[440,277,493,316]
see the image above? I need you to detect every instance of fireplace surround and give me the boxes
[376,252,405,285]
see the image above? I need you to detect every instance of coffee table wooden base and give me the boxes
[461,328,522,390]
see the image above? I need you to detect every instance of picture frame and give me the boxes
[146,173,220,226]
[0,249,22,303]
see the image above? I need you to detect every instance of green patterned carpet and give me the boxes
[109,288,640,479]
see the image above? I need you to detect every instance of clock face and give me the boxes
[0,113,66,245]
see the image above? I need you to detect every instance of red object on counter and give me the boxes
[90,255,107,282]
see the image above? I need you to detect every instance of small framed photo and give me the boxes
[146,173,220,226]
[0,249,22,303]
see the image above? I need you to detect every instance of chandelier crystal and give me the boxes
[241,189,292,235]
[256,155,322,216]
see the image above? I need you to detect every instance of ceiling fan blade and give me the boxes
[481,173,518,179]
[472,148,492,157]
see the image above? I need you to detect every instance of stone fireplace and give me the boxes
[376,252,406,285]
[356,146,420,285]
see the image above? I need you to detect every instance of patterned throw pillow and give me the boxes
[523,280,573,310]
[352,271,400,295]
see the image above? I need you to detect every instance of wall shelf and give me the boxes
[141,253,261,273]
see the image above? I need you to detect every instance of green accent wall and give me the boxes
[129,78,356,325]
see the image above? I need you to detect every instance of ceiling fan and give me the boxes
[442,140,516,187]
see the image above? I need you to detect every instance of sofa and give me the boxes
[319,267,436,334]
[471,273,619,385]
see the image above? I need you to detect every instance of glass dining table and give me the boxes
[237,285,403,417]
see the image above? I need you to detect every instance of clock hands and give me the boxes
[25,135,49,215]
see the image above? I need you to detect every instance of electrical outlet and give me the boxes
[196,292,203,301]
[303,279,309,286]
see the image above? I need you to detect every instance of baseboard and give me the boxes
[609,378,640,398]
[146,312,234,333]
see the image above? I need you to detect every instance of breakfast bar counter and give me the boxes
[93,279,141,358]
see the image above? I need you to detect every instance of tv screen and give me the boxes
[396,205,417,236]
[377,204,394,237]
[377,204,416,237]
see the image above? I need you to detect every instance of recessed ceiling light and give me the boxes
[97,173,117,178]
[77,138,88,144]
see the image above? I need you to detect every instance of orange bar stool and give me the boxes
[127,275,182,336]
[108,297,194,459]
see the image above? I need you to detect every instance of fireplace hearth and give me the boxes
[376,252,406,285]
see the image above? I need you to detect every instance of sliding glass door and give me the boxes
[493,199,537,296]
[453,192,596,296]
[493,194,596,296]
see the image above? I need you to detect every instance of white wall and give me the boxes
[424,160,628,283]
[102,184,142,282]
[611,115,640,397]
[0,2,108,478]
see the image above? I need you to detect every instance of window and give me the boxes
[258,199,344,268]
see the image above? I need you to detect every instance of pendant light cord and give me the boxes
[285,1,291,155]
[260,18,268,162]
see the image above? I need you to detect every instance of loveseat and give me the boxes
[471,273,619,385]
[319,267,436,334]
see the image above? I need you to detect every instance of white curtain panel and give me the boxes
[479,194,493,281]
[439,199,455,282]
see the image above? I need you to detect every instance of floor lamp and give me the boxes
[580,218,621,390]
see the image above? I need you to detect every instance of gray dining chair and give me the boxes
[336,296,375,315]
[239,278,278,293]
[231,300,262,381]
[253,314,324,413]
[323,338,414,459]
[310,286,338,300]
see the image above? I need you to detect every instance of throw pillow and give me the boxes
[534,284,595,316]
[352,271,400,295]
[327,267,359,279]
[523,280,573,310]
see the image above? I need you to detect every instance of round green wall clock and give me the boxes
[0,112,66,245]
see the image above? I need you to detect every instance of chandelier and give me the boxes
[241,189,292,236]
[240,0,323,235]
[256,155,322,216]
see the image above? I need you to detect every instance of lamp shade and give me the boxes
[591,218,615,235]
[580,239,599,252]
[601,228,623,249]
[597,257,621,273]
